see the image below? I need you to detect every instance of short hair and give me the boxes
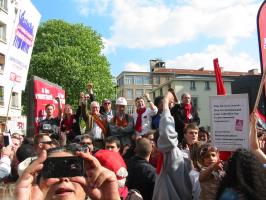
[16,144,36,163]
[184,123,199,134]
[154,96,164,107]
[90,101,100,109]
[181,92,191,99]
[45,104,54,109]
[105,136,120,149]
[80,134,93,142]
[135,96,144,102]
[33,133,50,145]
[135,138,152,158]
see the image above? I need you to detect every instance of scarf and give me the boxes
[92,114,108,136]
[113,114,128,127]
[135,107,146,132]
[184,103,192,122]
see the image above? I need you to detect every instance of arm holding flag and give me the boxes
[250,112,266,163]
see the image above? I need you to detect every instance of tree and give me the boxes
[24,19,115,108]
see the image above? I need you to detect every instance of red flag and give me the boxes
[213,58,231,161]
[213,58,226,95]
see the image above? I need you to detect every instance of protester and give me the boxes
[151,96,164,130]
[109,97,134,146]
[33,133,55,154]
[15,146,120,200]
[81,93,108,149]
[100,98,114,123]
[38,97,62,135]
[171,92,200,142]
[133,93,158,137]
[105,136,121,153]
[198,144,225,200]
[152,91,192,200]
[198,127,210,143]
[60,103,81,143]
[126,138,156,200]
[79,134,94,153]
[216,148,266,200]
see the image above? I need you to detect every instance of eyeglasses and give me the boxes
[40,141,53,145]
[104,102,111,105]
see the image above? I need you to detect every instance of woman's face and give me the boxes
[64,105,73,115]
[39,151,86,200]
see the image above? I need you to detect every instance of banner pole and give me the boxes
[253,68,266,113]
[5,86,14,131]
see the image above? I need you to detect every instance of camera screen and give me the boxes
[41,156,84,178]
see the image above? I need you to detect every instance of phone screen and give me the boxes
[3,135,9,147]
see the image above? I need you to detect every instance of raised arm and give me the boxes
[55,97,62,120]
[250,112,266,163]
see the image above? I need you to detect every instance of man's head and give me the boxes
[64,104,73,116]
[45,104,55,118]
[80,134,94,153]
[135,97,146,110]
[102,99,112,112]
[105,136,120,152]
[90,101,100,115]
[11,133,22,152]
[181,93,191,104]
[135,138,153,160]
[34,133,53,153]
[115,97,127,114]
[184,123,199,145]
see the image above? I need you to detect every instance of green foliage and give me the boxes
[24,20,115,108]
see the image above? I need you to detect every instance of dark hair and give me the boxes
[45,104,54,109]
[47,143,82,156]
[105,136,121,149]
[80,134,93,142]
[135,96,144,102]
[16,144,36,163]
[216,148,266,200]
[154,96,164,107]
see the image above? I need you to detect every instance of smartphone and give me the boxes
[3,135,9,146]
[41,156,84,178]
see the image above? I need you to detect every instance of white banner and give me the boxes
[209,94,250,151]
[6,115,27,135]
[3,0,41,92]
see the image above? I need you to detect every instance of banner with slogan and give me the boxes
[209,94,250,151]
[33,79,65,134]
[3,0,41,92]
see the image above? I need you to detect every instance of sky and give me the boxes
[31,0,265,76]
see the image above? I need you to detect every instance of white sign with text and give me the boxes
[209,94,250,151]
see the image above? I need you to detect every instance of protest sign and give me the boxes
[209,94,249,151]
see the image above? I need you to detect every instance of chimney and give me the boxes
[248,69,259,75]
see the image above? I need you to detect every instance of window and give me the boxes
[127,105,134,114]
[0,0,7,11]
[0,22,6,42]
[190,81,196,90]
[134,76,143,85]
[127,89,133,100]
[143,76,150,85]
[11,92,19,108]
[191,97,198,108]
[136,89,143,98]
[124,75,133,85]
[0,53,4,72]
[205,81,210,90]
[154,76,160,84]
[0,86,3,106]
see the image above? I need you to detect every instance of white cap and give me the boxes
[116,97,127,106]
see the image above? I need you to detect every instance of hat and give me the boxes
[116,97,127,106]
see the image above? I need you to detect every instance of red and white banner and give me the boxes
[33,79,65,134]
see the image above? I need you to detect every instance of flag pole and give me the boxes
[5,85,14,132]
[253,68,266,113]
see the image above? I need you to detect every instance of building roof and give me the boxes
[153,68,252,77]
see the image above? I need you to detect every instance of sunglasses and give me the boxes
[104,102,111,105]
[80,142,92,146]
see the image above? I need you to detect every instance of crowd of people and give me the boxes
[0,83,266,200]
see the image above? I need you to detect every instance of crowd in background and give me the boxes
[0,83,266,200]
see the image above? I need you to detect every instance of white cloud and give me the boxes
[74,0,111,16]
[166,40,260,72]
[123,62,149,72]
